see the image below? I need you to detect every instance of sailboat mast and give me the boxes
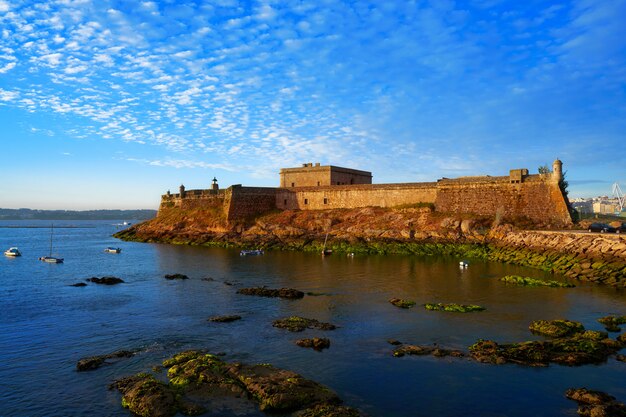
[49,224,53,257]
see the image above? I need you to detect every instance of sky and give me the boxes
[1,0,625,209]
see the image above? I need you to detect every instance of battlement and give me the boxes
[159,159,572,226]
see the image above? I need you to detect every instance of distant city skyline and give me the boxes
[1,0,625,209]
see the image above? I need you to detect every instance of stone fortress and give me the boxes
[160,159,572,226]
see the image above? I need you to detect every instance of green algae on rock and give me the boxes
[565,388,626,417]
[469,330,622,366]
[499,275,575,288]
[424,303,485,313]
[528,320,585,338]
[296,337,331,351]
[237,287,305,299]
[389,298,416,309]
[392,344,464,358]
[110,373,179,417]
[597,315,626,332]
[112,350,358,417]
[273,316,337,332]
[296,403,361,417]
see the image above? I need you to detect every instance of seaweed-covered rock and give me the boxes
[617,354,626,363]
[389,298,416,309]
[565,388,626,417]
[228,363,340,412]
[86,276,124,285]
[618,333,626,345]
[273,316,337,332]
[296,338,330,351]
[237,287,304,299]
[70,282,88,287]
[208,315,242,323]
[529,320,585,338]
[110,374,178,417]
[469,331,621,366]
[424,303,485,313]
[499,275,575,288]
[164,351,247,397]
[392,344,464,358]
[597,315,626,332]
[114,350,357,417]
[77,350,135,371]
[296,403,361,417]
[164,273,189,280]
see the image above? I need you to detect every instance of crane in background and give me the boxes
[612,182,625,213]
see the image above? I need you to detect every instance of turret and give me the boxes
[211,177,219,191]
[552,159,563,183]
[179,184,186,198]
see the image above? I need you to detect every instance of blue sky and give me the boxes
[1,0,625,209]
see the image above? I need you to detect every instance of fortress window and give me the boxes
[317,181,320,186]
[284,199,287,206]
[291,182,295,187]
[324,198,328,205]
[304,198,308,205]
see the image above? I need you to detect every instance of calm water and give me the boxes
[0,220,624,417]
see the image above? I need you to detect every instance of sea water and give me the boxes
[0,220,624,417]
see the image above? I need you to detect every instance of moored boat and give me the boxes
[4,247,21,257]
[240,249,264,256]
[39,256,64,264]
[104,247,122,253]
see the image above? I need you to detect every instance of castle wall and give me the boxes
[435,174,571,225]
[276,183,437,210]
[225,185,279,221]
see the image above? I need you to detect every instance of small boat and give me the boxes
[4,247,21,257]
[459,261,469,268]
[123,221,132,226]
[40,224,63,264]
[104,247,122,253]
[240,249,264,256]
[321,232,332,256]
[39,256,64,263]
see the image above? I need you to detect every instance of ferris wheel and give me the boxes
[613,183,625,212]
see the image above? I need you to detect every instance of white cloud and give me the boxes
[0,61,16,73]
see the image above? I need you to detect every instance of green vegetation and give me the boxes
[424,303,486,313]
[500,275,575,288]
[597,316,626,332]
[529,320,584,337]
[389,298,416,309]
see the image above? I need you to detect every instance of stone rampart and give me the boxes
[276,183,437,210]
[158,165,571,226]
[225,186,278,222]
[435,174,571,226]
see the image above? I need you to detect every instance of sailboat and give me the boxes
[321,232,332,256]
[39,224,64,263]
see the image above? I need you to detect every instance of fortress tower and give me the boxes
[552,158,563,183]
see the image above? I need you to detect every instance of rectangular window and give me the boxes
[317,181,320,186]
[291,182,295,187]
[304,199,308,205]
[284,199,287,206]
[323,198,328,205]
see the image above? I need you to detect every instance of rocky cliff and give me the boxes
[115,206,626,287]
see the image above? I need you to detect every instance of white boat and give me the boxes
[104,247,122,253]
[40,224,63,264]
[4,247,21,257]
[240,249,264,256]
[39,256,64,264]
